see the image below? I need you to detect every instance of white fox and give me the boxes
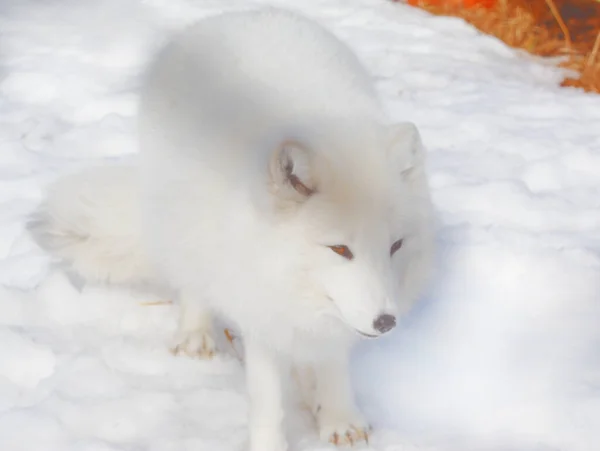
[28,7,435,451]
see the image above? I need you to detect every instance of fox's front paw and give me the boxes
[318,411,371,446]
[170,329,216,359]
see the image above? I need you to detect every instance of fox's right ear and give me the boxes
[269,140,317,201]
[387,122,425,181]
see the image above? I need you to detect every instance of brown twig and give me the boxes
[587,31,600,68]
[544,0,572,53]
[139,300,173,306]
[224,328,244,362]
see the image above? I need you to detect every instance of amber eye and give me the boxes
[390,239,404,257]
[328,245,354,260]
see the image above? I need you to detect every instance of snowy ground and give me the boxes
[1,0,599,450]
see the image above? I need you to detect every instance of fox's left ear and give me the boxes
[269,140,318,202]
[387,122,425,180]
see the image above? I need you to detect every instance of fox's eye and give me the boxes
[328,245,354,260]
[390,239,403,257]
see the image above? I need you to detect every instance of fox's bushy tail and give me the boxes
[27,164,155,286]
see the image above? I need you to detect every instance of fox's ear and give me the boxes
[269,140,317,201]
[387,122,425,180]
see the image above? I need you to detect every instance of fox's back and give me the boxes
[138,8,383,167]
[187,7,381,118]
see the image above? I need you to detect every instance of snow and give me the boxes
[0,0,599,450]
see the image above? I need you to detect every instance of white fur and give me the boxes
[28,8,435,451]
[27,164,156,287]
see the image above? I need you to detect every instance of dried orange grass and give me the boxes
[403,0,600,94]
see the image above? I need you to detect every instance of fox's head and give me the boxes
[266,121,434,339]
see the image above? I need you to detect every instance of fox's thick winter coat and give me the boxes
[28,8,434,451]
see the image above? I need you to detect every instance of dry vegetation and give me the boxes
[399,0,600,94]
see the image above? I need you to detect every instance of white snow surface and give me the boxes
[1,0,599,450]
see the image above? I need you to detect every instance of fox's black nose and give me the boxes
[373,314,396,334]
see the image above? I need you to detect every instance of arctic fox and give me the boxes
[28,7,434,451]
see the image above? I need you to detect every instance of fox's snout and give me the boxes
[372,313,396,334]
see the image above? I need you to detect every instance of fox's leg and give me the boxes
[292,364,317,413]
[312,354,371,446]
[245,340,288,451]
[170,295,216,359]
